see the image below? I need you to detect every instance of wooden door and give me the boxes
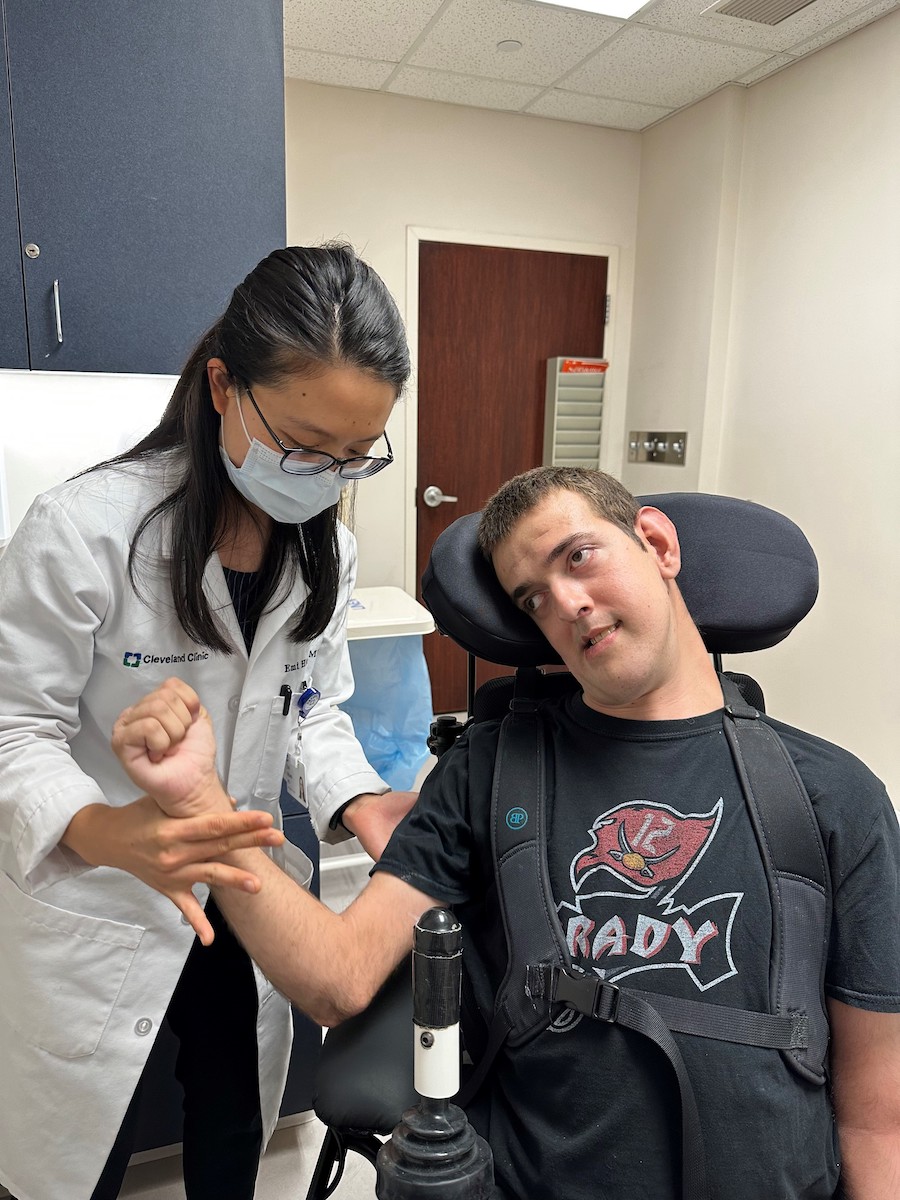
[416,241,607,713]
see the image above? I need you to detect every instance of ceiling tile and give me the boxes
[408,0,623,85]
[387,64,545,107]
[735,50,798,80]
[284,46,397,88]
[283,0,445,60]
[636,0,890,53]
[564,24,770,106]
[785,0,899,52]
[526,87,674,128]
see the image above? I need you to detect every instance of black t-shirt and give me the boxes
[375,693,900,1200]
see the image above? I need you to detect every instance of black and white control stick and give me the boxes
[376,907,496,1198]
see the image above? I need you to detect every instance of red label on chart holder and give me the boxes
[561,360,608,374]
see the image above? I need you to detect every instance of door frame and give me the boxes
[403,225,626,595]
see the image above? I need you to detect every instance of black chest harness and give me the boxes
[457,674,832,1200]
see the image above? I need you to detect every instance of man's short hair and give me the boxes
[477,466,643,559]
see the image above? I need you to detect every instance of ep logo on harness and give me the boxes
[506,807,528,830]
[123,652,142,668]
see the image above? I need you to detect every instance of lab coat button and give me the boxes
[228,696,240,713]
[134,1018,153,1036]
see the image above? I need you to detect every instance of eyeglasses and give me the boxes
[243,385,394,480]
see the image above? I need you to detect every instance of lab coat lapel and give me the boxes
[249,567,310,668]
[203,555,247,659]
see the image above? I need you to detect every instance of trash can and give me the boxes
[343,586,436,792]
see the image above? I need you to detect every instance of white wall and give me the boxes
[719,11,900,795]
[629,9,900,796]
[623,85,745,497]
[283,80,642,589]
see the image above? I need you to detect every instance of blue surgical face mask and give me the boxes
[219,393,345,525]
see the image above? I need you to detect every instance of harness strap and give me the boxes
[719,676,831,1083]
[541,968,809,1049]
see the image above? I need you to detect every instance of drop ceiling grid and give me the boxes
[562,25,772,107]
[282,0,900,130]
[283,0,447,59]
[405,0,624,82]
[388,65,547,106]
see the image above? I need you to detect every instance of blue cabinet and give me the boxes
[0,43,27,370]
[0,0,286,374]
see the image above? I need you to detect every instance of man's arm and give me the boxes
[213,848,435,1025]
[828,998,900,1200]
[111,677,440,1024]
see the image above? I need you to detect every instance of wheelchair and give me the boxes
[304,490,818,1198]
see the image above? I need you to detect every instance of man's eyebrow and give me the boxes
[509,532,591,603]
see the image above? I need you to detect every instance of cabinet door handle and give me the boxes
[52,279,64,345]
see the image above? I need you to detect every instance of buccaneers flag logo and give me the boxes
[572,801,719,895]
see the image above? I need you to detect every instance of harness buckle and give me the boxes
[551,969,620,1023]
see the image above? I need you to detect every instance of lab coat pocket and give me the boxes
[0,871,144,1059]
[252,696,294,805]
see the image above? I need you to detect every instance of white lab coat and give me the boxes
[0,453,388,1200]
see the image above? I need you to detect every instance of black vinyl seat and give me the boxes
[303,491,818,1199]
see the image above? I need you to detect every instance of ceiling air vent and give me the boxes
[703,0,817,23]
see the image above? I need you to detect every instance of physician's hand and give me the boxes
[63,796,284,946]
[112,677,225,818]
[340,790,419,861]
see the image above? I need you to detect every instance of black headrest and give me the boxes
[420,491,818,666]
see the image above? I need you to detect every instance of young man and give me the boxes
[113,467,900,1200]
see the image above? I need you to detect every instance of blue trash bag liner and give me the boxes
[342,635,434,792]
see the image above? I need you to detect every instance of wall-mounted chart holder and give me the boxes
[543,357,608,468]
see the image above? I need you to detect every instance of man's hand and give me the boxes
[104,676,287,943]
[111,677,224,818]
[340,790,419,860]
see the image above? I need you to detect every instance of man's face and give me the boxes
[491,489,682,717]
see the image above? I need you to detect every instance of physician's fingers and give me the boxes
[160,828,283,869]
[184,862,263,895]
[174,810,275,842]
[175,892,216,947]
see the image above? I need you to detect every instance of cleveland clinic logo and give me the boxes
[121,649,209,668]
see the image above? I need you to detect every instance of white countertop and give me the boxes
[346,586,435,640]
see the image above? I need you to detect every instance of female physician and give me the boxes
[0,244,414,1200]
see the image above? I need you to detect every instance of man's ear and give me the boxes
[207,357,237,416]
[634,506,681,579]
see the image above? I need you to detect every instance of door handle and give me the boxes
[422,485,458,508]
[52,279,64,345]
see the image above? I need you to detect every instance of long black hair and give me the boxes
[99,244,410,652]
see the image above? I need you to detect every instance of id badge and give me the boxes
[284,746,307,807]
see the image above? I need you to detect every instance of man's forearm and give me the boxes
[839,1128,900,1200]
[213,847,429,1026]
